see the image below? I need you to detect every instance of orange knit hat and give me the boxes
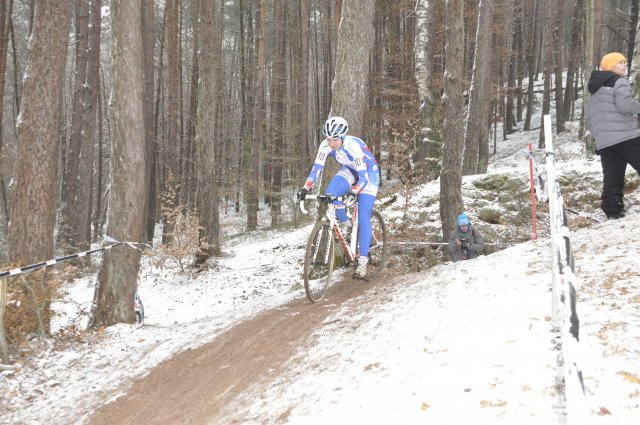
[600,52,627,71]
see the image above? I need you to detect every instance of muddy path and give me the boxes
[86,274,390,425]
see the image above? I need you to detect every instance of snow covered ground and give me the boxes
[1,117,640,424]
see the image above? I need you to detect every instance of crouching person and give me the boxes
[448,213,484,261]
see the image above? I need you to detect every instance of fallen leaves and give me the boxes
[617,371,640,384]
[480,399,507,408]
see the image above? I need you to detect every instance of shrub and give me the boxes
[478,208,502,224]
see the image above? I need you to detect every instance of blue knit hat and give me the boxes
[457,213,470,226]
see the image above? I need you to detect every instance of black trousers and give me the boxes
[598,136,640,215]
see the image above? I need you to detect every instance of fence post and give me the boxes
[528,143,538,240]
[544,115,561,330]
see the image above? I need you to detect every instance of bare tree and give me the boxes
[142,0,156,243]
[330,0,376,134]
[270,0,286,226]
[0,0,14,235]
[59,0,91,252]
[583,0,595,152]
[564,0,583,121]
[415,0,442,182]
[523,0,539,131]
[9,2,71,265]
[539,0,553,147]
[246,0,267,230]
[553,0,565,134]
[195,0,221,258]
[439,0,465,239]
[463,0,494,175]
[90,0,146,328]
[630,6,640,97]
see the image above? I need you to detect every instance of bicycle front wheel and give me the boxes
[364,211,387,281]
[303,221,335,302]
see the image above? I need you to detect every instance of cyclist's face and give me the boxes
[327,137,343,150]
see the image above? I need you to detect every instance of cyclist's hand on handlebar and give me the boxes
[295,188,308,203]
[344,191,357,207]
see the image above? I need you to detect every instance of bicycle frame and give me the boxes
[299,192,387,301]
[300,194,359,262]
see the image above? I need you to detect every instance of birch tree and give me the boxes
[462,0,494,175]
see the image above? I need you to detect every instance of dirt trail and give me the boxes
[86,276,381,425]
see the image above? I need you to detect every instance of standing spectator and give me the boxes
[448,213,484,262]
[587,52,640,219]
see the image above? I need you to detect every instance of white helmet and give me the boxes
[323,116,348,138]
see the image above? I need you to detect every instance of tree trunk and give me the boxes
[9,2,70,265]
[246,0,266,230]
[630,4,640,97]
[564,0,582,121]
[270,0,286,226]
[539,0,553,148]
[477,36,494,174]
[298,0,310,166]
[75,0,102,250]
[439,0,465,239]
[90,0,146,328]
[415,0,441,182]
[162,0,180,242]
[524,0,537,131]
[553,0,565,134]
[462,0,493,175]
[627,0,639,79]
[583,0,595,152]
[0,1,13,236]
[195,0,221,258]
[59,0,90,252]
[143,0,156,243]
[329,0,376,134]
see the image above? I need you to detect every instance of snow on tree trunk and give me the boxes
[463,0,493,176]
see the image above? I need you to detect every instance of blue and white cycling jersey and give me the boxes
[304,136,379,194]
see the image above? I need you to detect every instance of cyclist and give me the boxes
[296,116,380,279]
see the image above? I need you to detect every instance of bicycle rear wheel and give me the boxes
[363,211,387,281]
[303,221,335,302]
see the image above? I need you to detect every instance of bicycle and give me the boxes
[299,194,387,302]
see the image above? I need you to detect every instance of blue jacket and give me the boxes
[587,71,640,150]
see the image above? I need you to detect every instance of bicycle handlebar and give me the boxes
[298,194,345,215]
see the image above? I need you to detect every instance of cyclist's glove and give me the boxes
[295,188,308,203]
[344,191,357,207]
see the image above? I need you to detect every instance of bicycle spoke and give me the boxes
[303,222,334,302]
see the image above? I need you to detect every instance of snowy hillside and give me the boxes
[1,116,640,424]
